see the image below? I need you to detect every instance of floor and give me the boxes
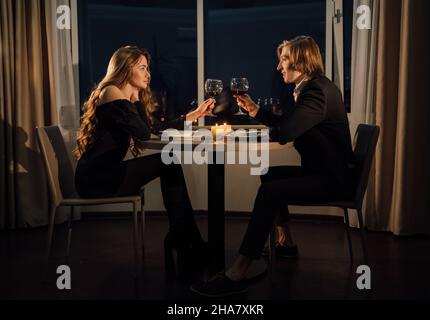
[1,214,429,300]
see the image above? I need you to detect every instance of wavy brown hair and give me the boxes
[277,36,324,77]
[74,46,156,160]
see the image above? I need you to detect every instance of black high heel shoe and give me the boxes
[164,232,209,278]
[164,235,177,276]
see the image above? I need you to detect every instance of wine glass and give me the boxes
[231,77,249,115]
[264,97,282,115]
[257,98,263,107]
[270,97,282,116]
[204,79,223,116]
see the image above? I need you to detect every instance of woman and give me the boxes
[74,46,214,266]
[191,36,355,296]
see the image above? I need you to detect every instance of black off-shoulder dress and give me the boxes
[75,99,185,198]
[74,98,207,261]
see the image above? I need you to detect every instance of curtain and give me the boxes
[350,0,430,235]
[45,0,80,154]
[0,0,79,229]
[1,0,54,229]
[349,0,379,227]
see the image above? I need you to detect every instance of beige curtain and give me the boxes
[0,0,59,229]
[44,0,81,220]
[353,0,430,235]
[45,0,80,153]
[349,0,379,228]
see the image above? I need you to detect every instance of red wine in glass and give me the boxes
[204,79,223,116]
[207,89,222,98]
[232,90,247,96]
[231,78,249,115]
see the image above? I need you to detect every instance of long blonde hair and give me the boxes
[74,46,156,160]
[277,36,324,77]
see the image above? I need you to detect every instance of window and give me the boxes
[78,0,197,120]
[203,0,327,125]
[77,0,349,124]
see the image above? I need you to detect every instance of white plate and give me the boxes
[162,130,193,138]
[232,130,269,138]
[161,129,269,139]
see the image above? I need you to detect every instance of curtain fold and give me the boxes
[45,0,80,155]
[351,0,430,235]
[1,0,79,229]
[349,0,379,228]
[1,0,53,229]
[385,0,430,234]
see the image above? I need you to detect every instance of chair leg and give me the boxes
[268,223,277,276]
[132,202,141,282]
[140,203,145,263]
[357,208,369,265]
[343,208,354,264]
[164,239,176,277]
[43,206,57,280]
[66,206,74,258]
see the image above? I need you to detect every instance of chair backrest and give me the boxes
[352,124,380,209]
[36,126,76,206]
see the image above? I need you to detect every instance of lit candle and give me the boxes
[211,123,221,138]
[223,123,232,133]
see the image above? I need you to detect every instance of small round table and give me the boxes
[140,130,293,275]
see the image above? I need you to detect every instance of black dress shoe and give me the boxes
[261,242,298,259]
[190,273,248,298]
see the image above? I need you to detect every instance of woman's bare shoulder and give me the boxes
[97,86,128,106]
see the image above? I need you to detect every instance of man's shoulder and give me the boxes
[307,75,331,87]
[299,76,326,97]
[304,75,341,95]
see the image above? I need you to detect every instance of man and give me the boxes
[191,36,355,297]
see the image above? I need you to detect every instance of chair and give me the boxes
[269,124,380,265]
[36,126,145,283]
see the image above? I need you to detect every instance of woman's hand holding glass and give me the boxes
[234,94,259,116]
[204,79,223,116]
[186,98,215,122]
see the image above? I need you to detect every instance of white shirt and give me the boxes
[293,76,309,102]
[250,76,309,118]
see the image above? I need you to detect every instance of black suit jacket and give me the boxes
[255,75,355,186]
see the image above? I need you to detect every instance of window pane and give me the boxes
[204,0,326,125]
[78,0,197,120]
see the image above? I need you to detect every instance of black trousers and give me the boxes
[115,153,202,243]
[239,166,353,260]
[259,166,304,225]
